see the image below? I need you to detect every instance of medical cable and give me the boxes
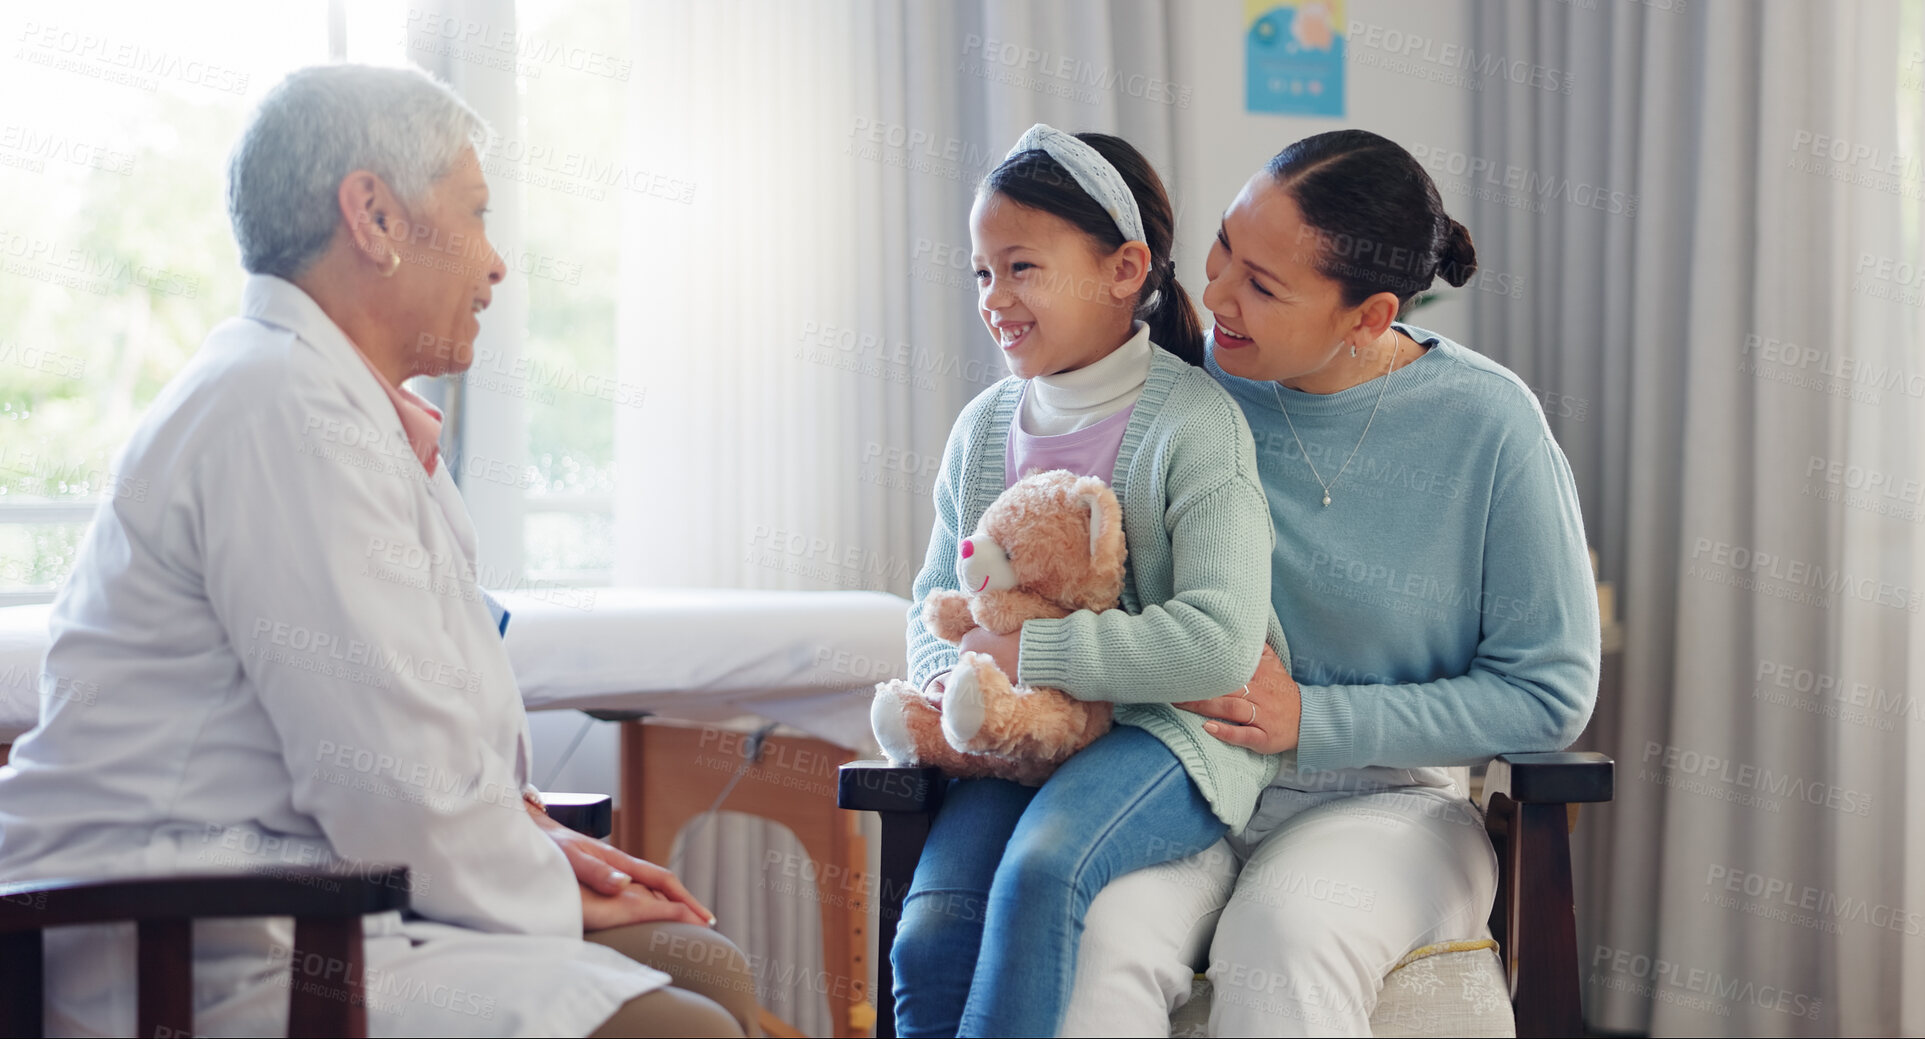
[538,714,599,790]
[669,721,781,875]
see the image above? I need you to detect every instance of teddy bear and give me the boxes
[870,469,1126,786]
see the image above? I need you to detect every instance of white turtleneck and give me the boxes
[1018,322,1154,436]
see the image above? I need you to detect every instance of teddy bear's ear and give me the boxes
[1077,491,1110,558]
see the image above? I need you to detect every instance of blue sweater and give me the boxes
[1207,324,1600,771]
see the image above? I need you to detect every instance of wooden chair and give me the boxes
[0,794,613,1039]
[0,866,412,1038]
[838,751,1613,1038]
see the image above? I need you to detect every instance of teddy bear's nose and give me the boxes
[960,540,974,559]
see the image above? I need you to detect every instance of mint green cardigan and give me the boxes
[906,346,1292,832]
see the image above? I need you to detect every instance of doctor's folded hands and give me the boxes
[0,64,759,1039]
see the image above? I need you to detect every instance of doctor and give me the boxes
[0,64,757,1038]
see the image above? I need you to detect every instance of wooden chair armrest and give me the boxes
[0,867,411,931]
[836,762,945,1039]
[837,761,945,815]
[543,792,614,839]
[1480,751,1614,812]
[1479,753,1611,1039]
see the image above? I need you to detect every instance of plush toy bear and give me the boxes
[871,469,1126,786]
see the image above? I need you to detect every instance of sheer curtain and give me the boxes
[614,1,1180,598]
[1466,1,1925,1033]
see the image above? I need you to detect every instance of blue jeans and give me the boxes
[891,725,1227,1038]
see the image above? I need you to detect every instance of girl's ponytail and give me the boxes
[1139,258,1204,367]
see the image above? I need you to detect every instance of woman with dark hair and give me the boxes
[1062,129,1601,1036]
[880,124,1292,1038]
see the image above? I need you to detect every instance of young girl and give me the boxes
[888,124,1293,1038]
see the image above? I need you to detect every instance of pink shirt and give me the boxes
[348,345,508,638]
[351,348,444,476]
[1005,385,1136,488]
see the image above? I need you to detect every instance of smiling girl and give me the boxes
[882,125,1291,1038]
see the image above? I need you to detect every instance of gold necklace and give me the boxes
[1271,336,1399,507]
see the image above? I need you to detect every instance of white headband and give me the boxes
[1003,123,1158,309]
[1005,123,1147,248]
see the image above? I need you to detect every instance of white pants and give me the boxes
[1063,780,1498,1038]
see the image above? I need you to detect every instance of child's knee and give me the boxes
[995,839,1087,903]
[893,890,989,981]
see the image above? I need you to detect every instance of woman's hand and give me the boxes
[528,801,715,928]
[957,626,1022,681]
[1174,644,1301,754]
[580,880,712,932]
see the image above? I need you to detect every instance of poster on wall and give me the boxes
[1245,0,1345,117]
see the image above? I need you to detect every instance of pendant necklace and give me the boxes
[1271,335,1400,507]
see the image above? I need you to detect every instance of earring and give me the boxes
[1349,342,1357,359]
[381,251,401,278]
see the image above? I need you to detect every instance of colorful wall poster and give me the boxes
[1245,0,1345,117]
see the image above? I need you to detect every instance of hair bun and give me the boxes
[1437,219,1477,286]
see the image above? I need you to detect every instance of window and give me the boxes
[345,0,626,588]
[506,0,627,585]
[1,0,631,602]
[0,0,332,605]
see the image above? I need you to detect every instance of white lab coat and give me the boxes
[0,275,665,1037]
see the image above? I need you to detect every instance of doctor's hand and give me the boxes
[529,803,715,926]
[957,625,1021,682]
[1174,644,1301,755]
[580,879,712,932]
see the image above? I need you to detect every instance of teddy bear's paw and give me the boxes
[940,665,987,750]
[871,690,920,765]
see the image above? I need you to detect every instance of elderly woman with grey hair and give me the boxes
[0,64,756,1038]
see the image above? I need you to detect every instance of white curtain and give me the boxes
[1466,1,1925,1033]
[614,1,1180,597]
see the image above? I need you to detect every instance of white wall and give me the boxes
[1168,0,1478,339]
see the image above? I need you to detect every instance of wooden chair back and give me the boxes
[0,866,411,1038]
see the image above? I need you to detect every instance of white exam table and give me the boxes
[1,588,907,754]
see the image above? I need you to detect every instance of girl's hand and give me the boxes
[1174,644,1300,754]
[958,625,1022,682]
